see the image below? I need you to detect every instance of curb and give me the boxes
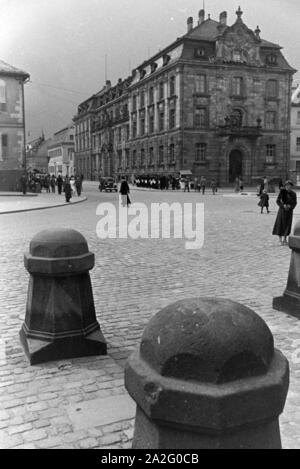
[0,196,87,215]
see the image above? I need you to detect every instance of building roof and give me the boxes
[292,83,300,104]
[0,59,29,79]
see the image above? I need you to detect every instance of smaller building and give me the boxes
[290,82,300,184]
[47,124,75,176]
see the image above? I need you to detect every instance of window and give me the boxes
[194,48,206,58]
[0,79,7,111]
[217,76,225,91]
[125,149,130,167]
[140,91,145,108]
[195,143,207,161]
[266,144,276,163]
[195,75,206,94]
[297,111,300,125]
[158,103,164,131]
[266,54,278,65]
[140,111,145,136]
[149,87,154,104]
[118,127,122,143]
[296,137,300,152]
[232,50,242,62]
[266,80,278,99]
[159,82,164,100]
[232,77,243,96]
[149,147,154,165]
[132,149,137,166]
[266,111,276,130]
[117,150,122,168]
[169,144,175,162]
[148,108,154,134]
[125,124,130,141]
[159,146,164,164]
[169,108,176,129]
[194,108,207,128]
[70,134,74,140]
[132,95,137,111]
[1,134,8,159]
[132,114,137,138]
[170,77,176,96]
[141,149,145,166]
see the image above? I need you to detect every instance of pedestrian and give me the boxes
[57,174,63,195]
[50,175,56,193]
[20,172,27,195]
[64,176,72,203]
[200,176,206,195]
[120,176,131,206]
[194,177,198,192]
[263,175,269,192]
[239,177,244,192]
[184,178,190,193]
[75,175,82,196]
[272,180,297,245]
[70,176,76,196]
[44,175,50,193]
[258,189,270,214]
[234,177,240,193]
[211,178,217,195]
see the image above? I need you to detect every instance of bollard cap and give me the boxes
[125,298,289,433]
[24,229,94,275]
[140,298,273,384]
[29,229,89,258]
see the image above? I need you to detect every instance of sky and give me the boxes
[0,0,299,141]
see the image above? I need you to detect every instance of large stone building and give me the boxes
[0,60,29,190]
[290,82,300,184]
[74,7,296,184]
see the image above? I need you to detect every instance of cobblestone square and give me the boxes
[1,184,300,448]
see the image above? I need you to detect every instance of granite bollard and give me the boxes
[273,220,300,318]
[20,228,107,365]
[125,298,289,449]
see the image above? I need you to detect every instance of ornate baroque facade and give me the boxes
[73,8,296,184]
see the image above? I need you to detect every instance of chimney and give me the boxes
[106,80,111,90]
[219,11,227,26]
[198,9,205,25]
[187,17,193,32]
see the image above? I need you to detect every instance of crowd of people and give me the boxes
[133,174,219,193]
[19,173,84,202]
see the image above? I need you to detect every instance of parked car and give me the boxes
[99,177,118,192]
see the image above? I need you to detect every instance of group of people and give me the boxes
[19,172,83,202]
[134,175,181,190]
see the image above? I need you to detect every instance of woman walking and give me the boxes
[120,176,131,207]
[272,180,297,245]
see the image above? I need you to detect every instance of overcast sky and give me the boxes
[1,0,299,140]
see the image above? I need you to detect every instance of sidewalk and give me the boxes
[0,192,87,215]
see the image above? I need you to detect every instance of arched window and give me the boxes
[0,79,7,111]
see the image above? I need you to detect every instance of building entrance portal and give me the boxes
[229,149,243,183]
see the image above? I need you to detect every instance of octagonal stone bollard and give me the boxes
[20,228,107,365]
[273,220,300,319]
[125,298,289,449]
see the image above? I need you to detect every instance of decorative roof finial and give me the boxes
[236,6,243,21]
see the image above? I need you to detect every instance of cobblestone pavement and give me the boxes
[0,183,300,449]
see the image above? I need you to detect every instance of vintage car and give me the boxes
[99,177,118,192]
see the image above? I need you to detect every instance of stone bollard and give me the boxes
[125,298,289,449]
[273,220,300,318]
[20,228,107,365]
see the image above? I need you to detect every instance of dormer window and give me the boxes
[266,54,278,66]
[194,48,206,58]
[163,55,171,66]
[139,69,146,80]
[151,63,158,74]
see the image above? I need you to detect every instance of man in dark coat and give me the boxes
[75,175,82,196]
[20,173,27,195]
[272,181,297,245]
[64,176,72,203]
[57,174,63,195]
[120,177,131,207]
